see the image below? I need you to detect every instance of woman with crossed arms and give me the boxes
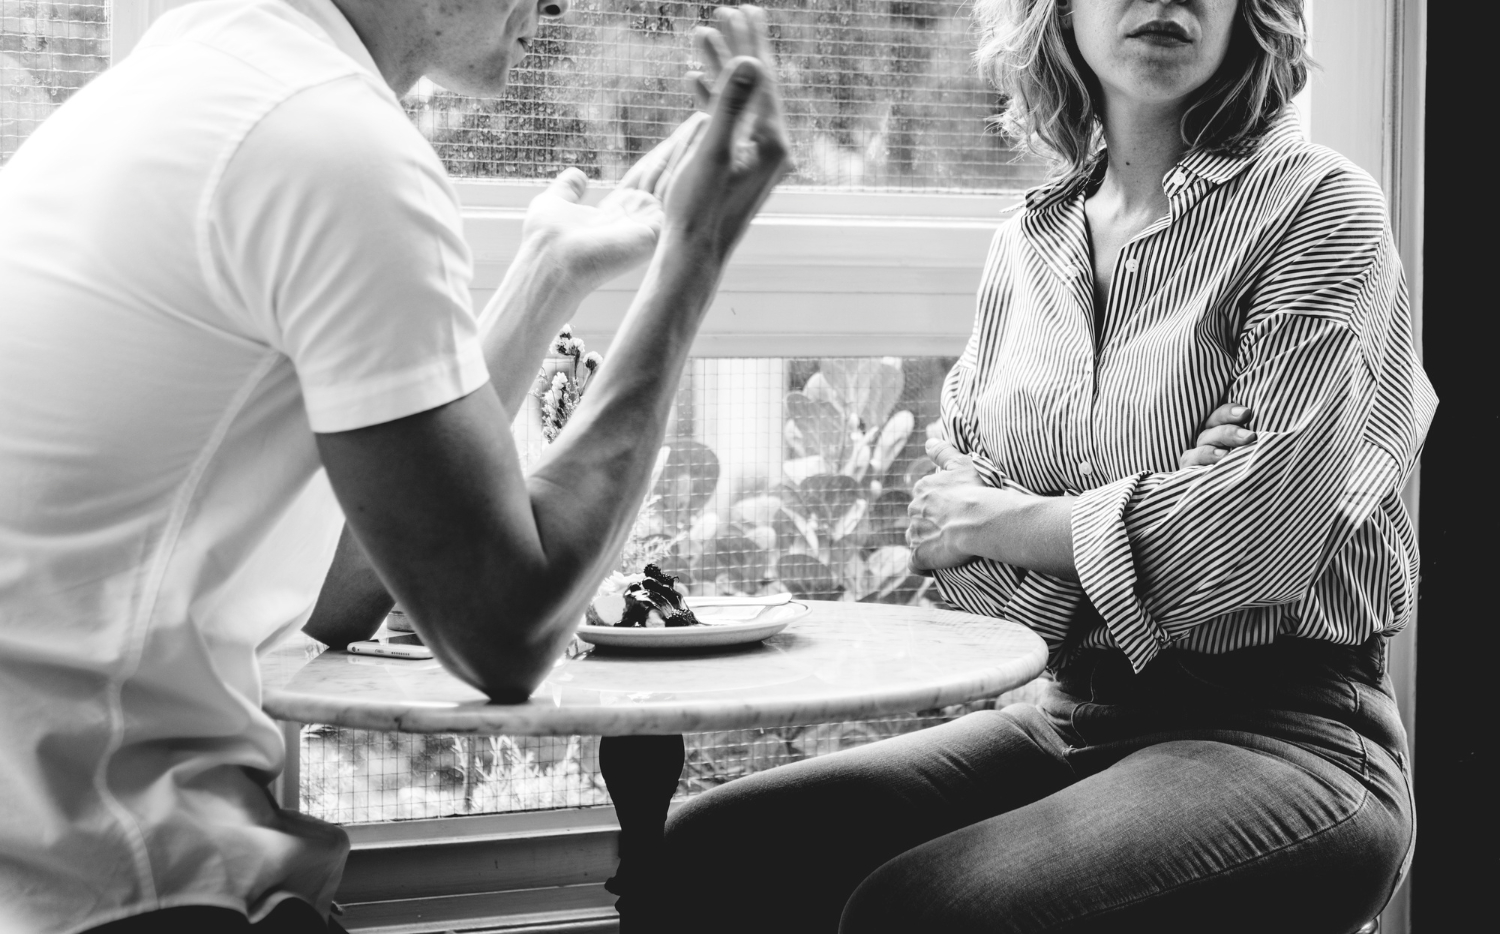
[659,1,1432,932]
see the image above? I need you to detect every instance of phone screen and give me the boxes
[382,632,424,646]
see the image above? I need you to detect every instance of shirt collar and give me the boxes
[1022,154,1104,214]
[279,0,388,90]
[1172,108,1303,190]
[1023,107,1305,213]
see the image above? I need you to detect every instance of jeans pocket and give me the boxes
[1037,684,1087,746]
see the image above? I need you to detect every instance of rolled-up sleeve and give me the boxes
[1072,170,1435,671]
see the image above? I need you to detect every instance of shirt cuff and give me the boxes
[301,341,490,433]
[1071,473,1171,672]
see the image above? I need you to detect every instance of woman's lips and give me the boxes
[1128,21,1192,44]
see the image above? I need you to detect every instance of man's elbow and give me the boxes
[425,600,579,704]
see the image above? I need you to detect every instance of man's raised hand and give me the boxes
[656,5,791,256]
[520,168,664,300]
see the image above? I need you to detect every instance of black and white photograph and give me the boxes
[1,1,1482,932]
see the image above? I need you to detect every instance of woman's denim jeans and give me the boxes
[658,637,1413,934]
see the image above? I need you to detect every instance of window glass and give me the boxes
[410,0,1047,191]
[0,0,110,163]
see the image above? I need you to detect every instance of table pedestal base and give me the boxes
[600,733,686,933]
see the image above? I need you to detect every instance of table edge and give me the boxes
[263,637,1048,735]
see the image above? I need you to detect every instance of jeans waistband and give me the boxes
[1054,636,1405,756]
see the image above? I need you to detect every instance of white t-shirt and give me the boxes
[0,1,489,929]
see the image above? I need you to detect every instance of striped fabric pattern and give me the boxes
[933,112,1437,673]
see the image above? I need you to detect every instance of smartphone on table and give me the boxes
[346,632,433,660]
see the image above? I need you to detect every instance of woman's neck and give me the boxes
[1094,97,1190,217]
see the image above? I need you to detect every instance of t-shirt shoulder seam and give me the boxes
[193,72,390,341]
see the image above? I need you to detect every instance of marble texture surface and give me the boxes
[261,601,1047,735]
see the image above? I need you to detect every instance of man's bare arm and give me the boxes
[303,100,705,651]
[311,23,789,700]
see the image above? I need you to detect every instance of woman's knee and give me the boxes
[839,852,927,934]
[838,841,1039,934]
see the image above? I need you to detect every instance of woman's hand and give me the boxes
[906,439,992,573]
[653,5,792,257]
[906,403,1258,579]
[1179,402,1257,468]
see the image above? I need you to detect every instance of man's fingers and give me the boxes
[656,113,710,203]
[622,113,708,199]
[693,25,731,80]
[702,58,762,162]
[716,5,754,59]
[1194,423,1256,450]
[685,71,713,112]
[618,144,667,192]
[741,6,776,70]
[546,167,589,203]
[1201,402,1252,430]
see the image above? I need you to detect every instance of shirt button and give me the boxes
[1124,258,1140,274]
[1078,460,1094,477]
[1062,262,1080,278]
[1170,170,1188,187]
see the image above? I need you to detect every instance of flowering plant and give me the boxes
[530,327,674,576]
[534,324,602,442]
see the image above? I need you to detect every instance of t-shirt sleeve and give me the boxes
[204,74,489,433]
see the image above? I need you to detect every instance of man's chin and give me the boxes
[425,68,511,99]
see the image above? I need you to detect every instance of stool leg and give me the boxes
[600,733,686,933]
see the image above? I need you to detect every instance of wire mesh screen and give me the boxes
[0,0,108,163]
[299,684,1049,823]
[515,355,958,601]
[407,0,1047,191]
[300,355,1052,824]
[0,1,1048,189]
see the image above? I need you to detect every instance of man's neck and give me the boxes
[329,0,428,96]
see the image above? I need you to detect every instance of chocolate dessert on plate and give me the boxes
[587,564,701,628]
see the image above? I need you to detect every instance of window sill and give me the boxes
[336,807,623,933]
[456,181,1022,358]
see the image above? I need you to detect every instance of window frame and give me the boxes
[109,1,1423,931]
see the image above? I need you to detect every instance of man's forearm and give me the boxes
[522,237,724,603]
[302,243,718,656]
[303,525,395,646]
[303,244,590,648]
[479,242,589,416]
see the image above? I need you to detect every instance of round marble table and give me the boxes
[262,600,1047,931]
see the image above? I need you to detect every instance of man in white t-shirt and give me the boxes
[0,0,788,929]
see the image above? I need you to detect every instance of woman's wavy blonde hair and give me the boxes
[976,0,1310,180]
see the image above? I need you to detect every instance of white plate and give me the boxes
[576,600,810,650]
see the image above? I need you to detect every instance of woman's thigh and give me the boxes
[658,707,1075,934]
[840,736,1410,934]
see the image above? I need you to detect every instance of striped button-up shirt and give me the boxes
[934,113,1437,673]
